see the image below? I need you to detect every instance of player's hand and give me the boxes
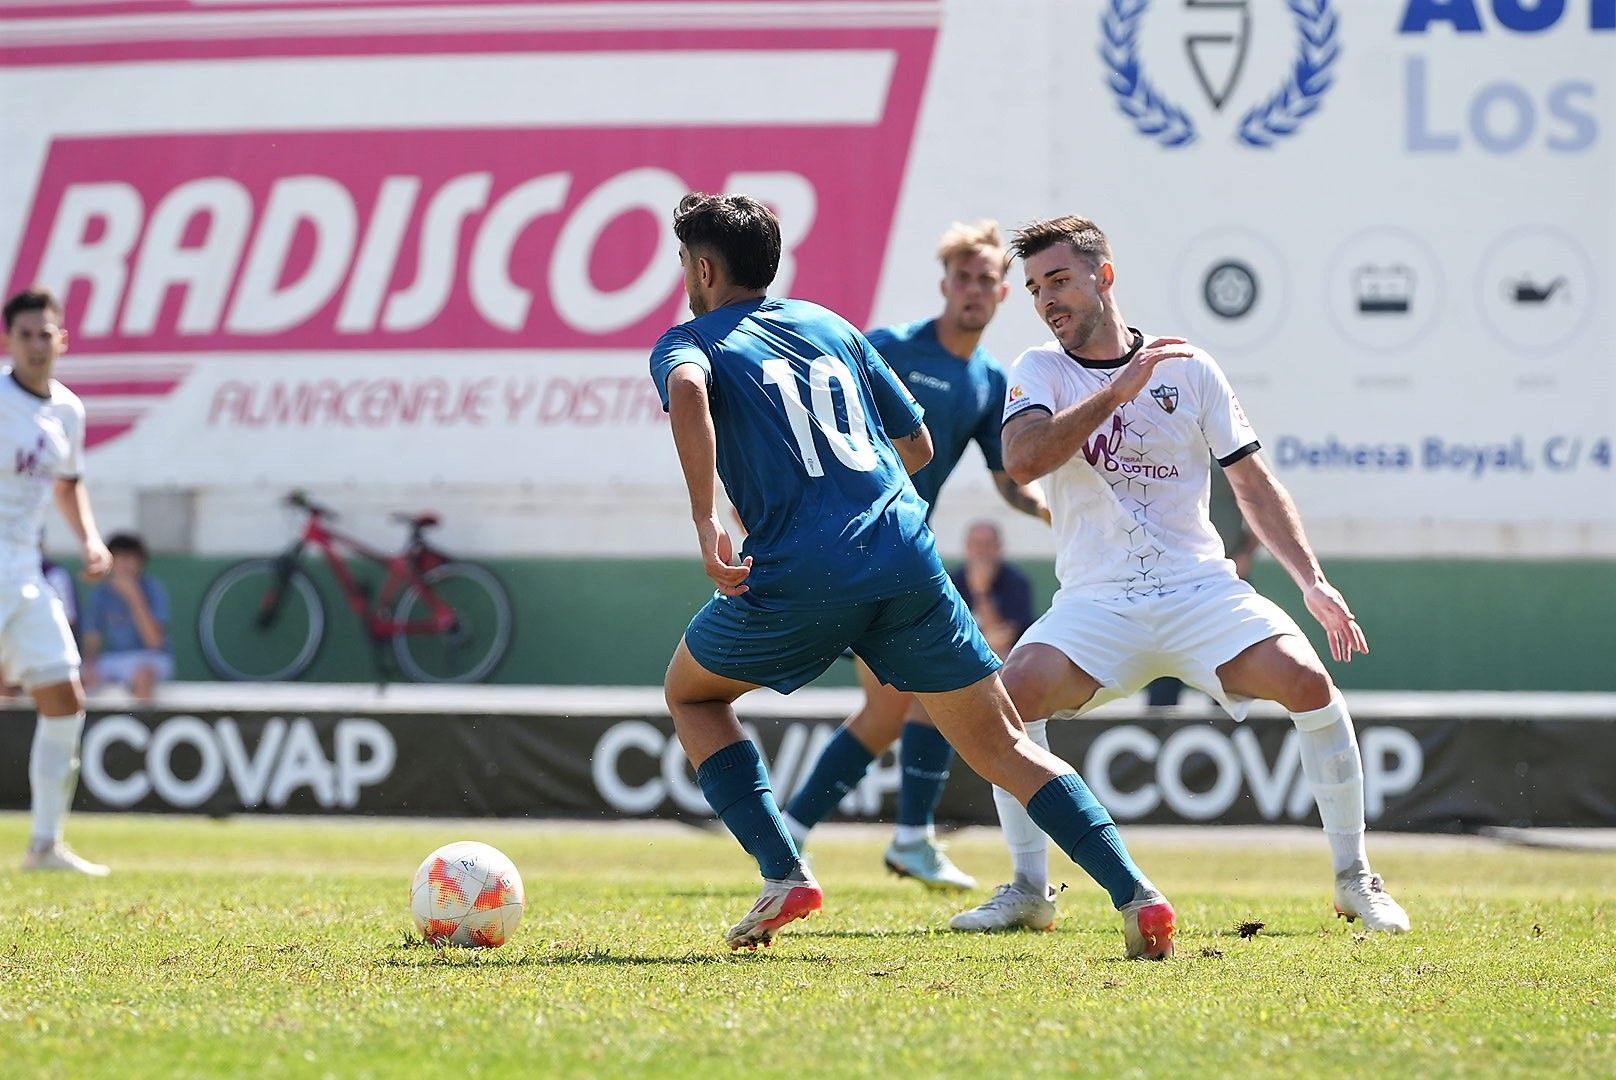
[1303,579,1369,663]
[1109,337,1194,406]
[82,538,112,579]
[695,515,752,596]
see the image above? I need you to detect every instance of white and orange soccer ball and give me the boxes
[410,841,525,948]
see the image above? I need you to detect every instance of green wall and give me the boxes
[81,556,1616,691]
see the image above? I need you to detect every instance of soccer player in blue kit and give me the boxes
[780,221,1051,891]
[651,192,1176,958]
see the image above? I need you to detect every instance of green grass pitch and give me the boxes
[2,814,1613,1078]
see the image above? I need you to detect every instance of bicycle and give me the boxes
[197,492,513,683]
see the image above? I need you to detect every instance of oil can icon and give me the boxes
[1505,276,1568,305]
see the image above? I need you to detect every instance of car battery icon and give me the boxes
[1353,264,1414,315]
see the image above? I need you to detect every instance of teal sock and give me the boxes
[1025,773,1147,908]
[783,727,874,830]
[897,722,954,829]
[696,740,801,881]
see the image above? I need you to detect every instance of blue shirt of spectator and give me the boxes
[86,575,170,655]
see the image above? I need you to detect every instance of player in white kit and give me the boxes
[3,288,112,875]
[950,217,1410,934]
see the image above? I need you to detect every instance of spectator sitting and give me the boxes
[83,532,171,702]
[951,520,1034,661]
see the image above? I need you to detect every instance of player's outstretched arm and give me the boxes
[53,476,110,578]
[1003,339,1192,484]
[1224,453,1368,663]
[665,366,752,596]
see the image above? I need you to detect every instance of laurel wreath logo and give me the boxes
[1101,0,1198,147]
[1101,0,1340,150]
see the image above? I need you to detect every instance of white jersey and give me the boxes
[0,369,85,576]
[1003,330,1258,601]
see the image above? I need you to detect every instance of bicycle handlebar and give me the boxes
[285,490,338,519]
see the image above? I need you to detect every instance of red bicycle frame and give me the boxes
[285,509,458,639]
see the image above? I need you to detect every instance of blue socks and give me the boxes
[1025,773,1147,909]
[784,726,874,829]
[897,722,954,830]
[696,739,801,881]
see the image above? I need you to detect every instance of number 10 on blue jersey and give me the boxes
[761,356,880,477]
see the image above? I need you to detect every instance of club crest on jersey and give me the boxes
[1150,384,1179,413]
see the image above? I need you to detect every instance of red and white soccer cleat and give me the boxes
[725,872,824,950]
[1121,894,1176,960]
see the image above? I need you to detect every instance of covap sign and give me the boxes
[586,717,1425,827]
[79,713,397,812]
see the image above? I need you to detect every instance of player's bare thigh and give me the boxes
[999,643,1104,722]
[913,672,1068,804]
[845,657,925,753]
[32,677,84,717]
[663,638,763,766]
[1214,633,1334,712]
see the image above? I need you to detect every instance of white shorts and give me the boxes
[95,649,175,687]
[0,573,81,691]
[1015,574,1306,721]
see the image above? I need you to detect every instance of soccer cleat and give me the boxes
[948,881,1057,932]
[1334,868,1411,933]
[725,872,823,950]
[22,842,109,877]
[1121,894,1176,960]
[884,837,977,891]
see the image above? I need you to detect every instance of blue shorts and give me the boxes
[683,579,1002,695]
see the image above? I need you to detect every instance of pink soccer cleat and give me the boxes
[1121,895,1176,960]
[726,872,824,950]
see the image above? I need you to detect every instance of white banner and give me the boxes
[2,0,1611,557]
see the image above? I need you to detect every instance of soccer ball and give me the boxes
[410,841,525,948]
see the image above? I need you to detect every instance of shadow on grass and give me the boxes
[377,946,835,969]
[798,927,976,941]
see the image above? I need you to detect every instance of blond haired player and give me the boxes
[3,287,112,875]
[781,220,1049,891]
[950,217,1410,934]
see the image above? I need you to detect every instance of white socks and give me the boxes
[29,711,86,848]
[893,824,933,845]
[1291,694,1370,875]
[993,718,1052,891]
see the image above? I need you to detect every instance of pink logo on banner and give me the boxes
[5,26,936,447]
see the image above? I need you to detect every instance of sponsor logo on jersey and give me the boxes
[13,435,50,479]
[1084,412,1182,480]
[905,371,952,393]
[1083,414,1127,467]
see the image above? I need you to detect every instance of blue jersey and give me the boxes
[866,319,1007,517]
[651,298,947,607]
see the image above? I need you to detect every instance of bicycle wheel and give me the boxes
[198,559,325,681]
[390,561,512,683]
